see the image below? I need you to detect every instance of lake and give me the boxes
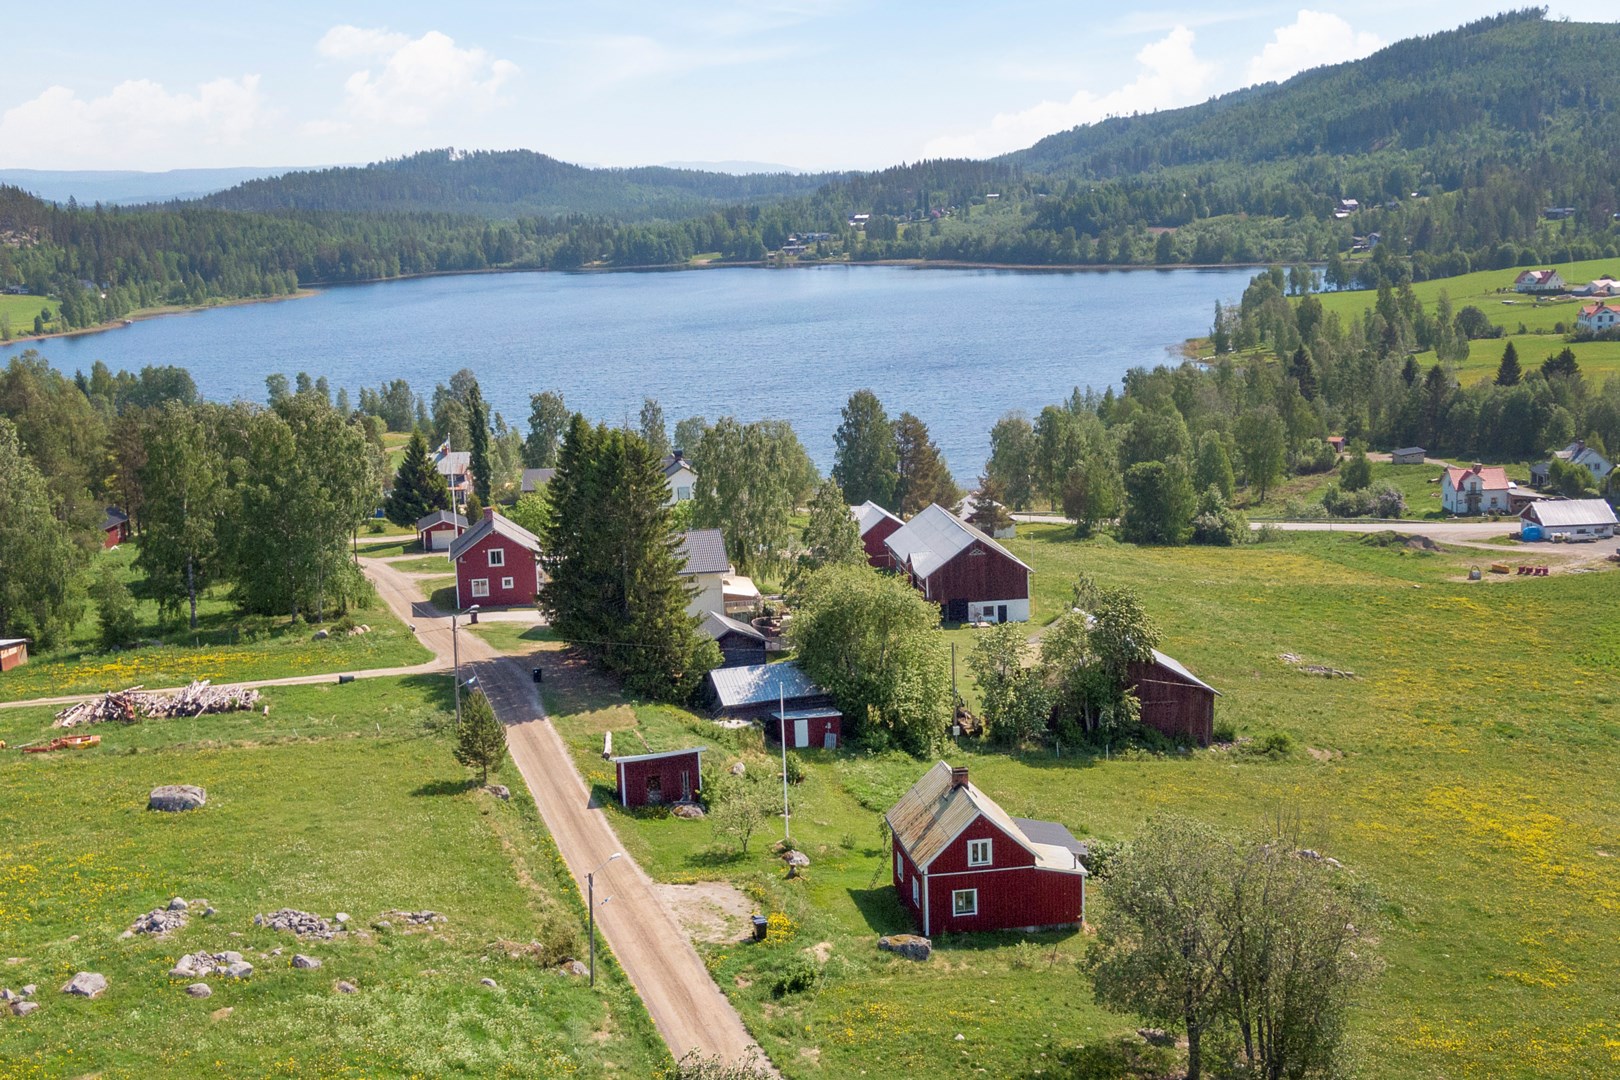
[33,265,1255,475]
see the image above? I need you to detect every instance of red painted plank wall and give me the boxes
[922,542,1029,605]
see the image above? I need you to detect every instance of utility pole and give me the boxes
[780,685,790,843]
[586,852,621,987]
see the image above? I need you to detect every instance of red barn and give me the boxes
[613,748,704,807]
[766,707,843,750]
[415,509,467,552]
[102,507,131,549]
[449,509,543,610]
[0,638,29,672]
[1128,649,1221,746]
[884,504,1032,623]
[887,763,1086,936]
[851,500,903,568]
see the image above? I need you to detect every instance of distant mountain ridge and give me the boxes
[0,167,306,206]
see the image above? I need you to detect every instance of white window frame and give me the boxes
[470,578,490,598]
[895,852,903,880]
[487,548,505,568]
[967,838,993,867]
[911,877,919,905]
[676,485,692,501]
[952,888,978,917]
[501,576,514,590]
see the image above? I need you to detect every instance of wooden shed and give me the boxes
[0,638,29,672]
[705,661,835,722]
[1127,649,1221,745]
[102,507,131,550]
[613,748,704,808]
[851,500,903,568]
[700,611,768,668]
[766,707,843,750]
[415,509,468,552]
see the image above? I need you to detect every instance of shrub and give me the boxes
[1212,722,1237,744]
[1190,486,1248,546]
[763,911,798,946]
[1084,838,1127,880]
[331,614,357,635]
[237,614,275,642]
[782,753,806,786]
[1242,731,1294,758]
[1293,438,1337,475]
[366,518,387,534]
[769,953,823,997]
[1009,940,1046,970]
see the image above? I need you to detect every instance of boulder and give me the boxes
[170,953,212,978]
[61,972,108,998]
[186,983,212,998]
[479,977,499,989]
[148,785,206,812]
[783,850,810,877]
[291,954,322,970]
[729,761,746,777]
[12,1001,39,1017]
[223,961,254,979]
[168,897,189,912]
[334,913,350,925]
[20,985,35,998]
[877,934,932,962]
[334,980,358,994]
[485,784,510,800]
[0,989,12,1002]
[672,803,706,819]
[560,960,589,977]
[312,629,329,641]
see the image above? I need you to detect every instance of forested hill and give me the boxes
[200,149,838,220]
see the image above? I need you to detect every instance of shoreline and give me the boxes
[4,289,319,346]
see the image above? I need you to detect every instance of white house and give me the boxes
[1442,464,1512,515]
[1514,269,1566,294]
[676,528,731,617]
[1572,277,1620,297]
[1520,499,1618,540]
[434,443,472,507]
[662,452,698,505]
[1576,301,1620,334]
[1531,440,1614,489]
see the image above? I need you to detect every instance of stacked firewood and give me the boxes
[53,681,262,728]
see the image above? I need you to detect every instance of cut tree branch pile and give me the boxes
[53,681,262,728]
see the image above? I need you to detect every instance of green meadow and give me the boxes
[0,295,59,338]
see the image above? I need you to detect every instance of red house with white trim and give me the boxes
[886,763,1086,936]
[851,500,903,568]
[448,509,543,609]
[884,503,1033,623]
[102,507,131,550]
[613,748,704,807]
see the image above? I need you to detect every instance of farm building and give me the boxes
[415,509,467,552]
[1532,440,1614,489]
[1391,447,1427,465]
[101,507,131,549]
[613,748,704,807]
[676,529,731,617]
[449,509,543,609]
[1509,488,1553,516]
[1514,269,1566,294]
[705,661,835,722]
[851,500,903,567]
[520,468,556,494]
[699,611,768,668]
[884,503,1032,623]
[765,708,842,750]
[1442,464,1513,515]
[662,451,698,505]
[1519,499,1618,540]
[0,638,29,672]
[1127,649,1221,746]
[887,763,1086,936]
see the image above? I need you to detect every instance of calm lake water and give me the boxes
[35,265,1254,475]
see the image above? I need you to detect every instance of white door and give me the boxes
[794,718,809,748]
[431,529,450,551]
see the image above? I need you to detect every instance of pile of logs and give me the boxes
[53,680,262,728]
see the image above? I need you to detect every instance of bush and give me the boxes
[237,614,275,642]
[1190,486,1248,546]
[1323,482,1403,519]
[366,518,387,534]
[1283,498,1328,520]
[1242,731,1294,758]
[331,614,357,635]
[1084,838,1127,880]
[769,953,823,997]
[1293,438,1337,475]
[90,565,138,651]
[1212,722,1237,744]
[782,753,806,786]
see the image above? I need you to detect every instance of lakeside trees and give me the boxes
[385,431,451,527]
[832,390,899,510]
[0,417,84,646]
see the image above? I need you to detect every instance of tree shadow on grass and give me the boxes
[412,778,479,797]
[846,886,913,935]
[686,845,747,869]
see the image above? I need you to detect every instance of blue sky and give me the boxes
[1,3,1609,172]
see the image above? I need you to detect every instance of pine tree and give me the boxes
[832,389,899,510]
[384,431,450,527]
[1288,346,1318,401]
[1542,346,1580,380]
[893,412,957,516]
[467,381,492,504]
[968,475,1016,535]
[1495,341,1522,386]
[454,689,507,784]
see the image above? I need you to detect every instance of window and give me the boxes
[912,877,919,905]
[501,576,514,590]
[952,889,978,917]
[967,838,993,867]
[676,485,692,501]
[470,578,489,598]
[895,852,903,879]
[487,548,505,568]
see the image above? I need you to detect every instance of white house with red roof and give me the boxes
[449,508,543,609]
[1514,269,1566,294]
[1576,301,1620,334]
[1442,463,1513,515]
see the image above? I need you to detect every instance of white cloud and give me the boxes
[1246,10,1382,85]
[923,27,1215,159]
[0,76,266,169]
[318,27,518,128]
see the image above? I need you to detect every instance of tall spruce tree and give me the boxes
[893,412,958,516]
[467,381,492,504]
[1495,341,1522,386]
[798,477,866,575]
[832,389,899,510]
[385,431,450,527]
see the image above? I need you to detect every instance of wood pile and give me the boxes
[53,680,262,728]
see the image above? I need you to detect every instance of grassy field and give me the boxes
[357,538,426,559]
[1243,458,1531,520]
[534,527,1620,1079]
[391,555,452,575]
[0,676,669,1078]
[0,295,59,338]
[0,544,431,704]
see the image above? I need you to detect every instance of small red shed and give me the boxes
[767,707,843,750]
[887,763,1086,936]
[415,509,467,552]
[449,509,543,610]
[0,638,30,672]
[851,501,903,568]
[102,507,131,550]
[1127,648,1221,746]
[613,748,705,808]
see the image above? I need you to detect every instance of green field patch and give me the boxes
[390,555,452,575]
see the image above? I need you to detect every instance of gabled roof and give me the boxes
[521,467,556,492]
[1393,447,1426,456]
[706,661,825,709]
[885,762,1083,875]
[1579,301,1620,317]
[0,638,29,648]
[676,529,730,576]
[102,506,128,530]
[1444,465,1510,492]
[662,454,697,479]
[1149,649,1221,696]
[415,509,467,531]
[434,450,471,475]
[612,747,705,766]
[1524,499,1618,527]
[883,503,1032,581]
[700,610,766,643]
[850,500,902,537]
[448,511,541,562]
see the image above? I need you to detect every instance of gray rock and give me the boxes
[334,912,350,925]
[0,989,13,1002]
[269,948,282,957]
[168,897,189,912]
[20,985,35,998]
[374,920,392,930]
[312,629,329,640]
[12,1001,39,1017]
[1137,1028,1174,1047]
[729,761,746,776]
[119,930,135,940]
[479,977,498,988]
[877,934,932,962]
[202,906,216,917]
[335,980,358,994]
[223,961,253,979]
[219,951,243,965]
[148,785,206,812]
[485,784,510,800]
[170,954,209,978]
[783,850,810,867]
[129,907,188,936]
[672,803,706,819]
[61,972,108,998]
[253,909,334,939]
[559,960,589,977]
[291,954,321,970]
[186,983,212,998]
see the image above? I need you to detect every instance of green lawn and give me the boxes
[1244,458,1529,520]
[0,676,669,1078]
[357,538,426,559]
[539,528,1620,1079]
[391,555,452,575]
[467,622,556,655]
[0,294,60,338]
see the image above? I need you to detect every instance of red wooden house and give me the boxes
[851,500,903,568]
[887,763,1086,936]
[102,507,131,549]
[613,748,704,807]
[1128,649,1221,746]
[448,509,543,610]
[884,504,1032,623]
[415,509,467,552]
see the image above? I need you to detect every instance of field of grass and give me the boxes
[0,675,669,1078]
[467,623,556,655]
[1245,458,1530,520]
[537,527,1620,1078]
[0,294,59,338]
[357,538,425,559]
[0,544,431,704]
[391,555,452,575]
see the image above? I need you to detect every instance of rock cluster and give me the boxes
[380,910,447,928]
[253,909,336,938]
[148,785,207,812]
[485,784,510,800]
[171,952,253,980]
[2,984,39,1016]
[125,896,215,938]
[877,934,932,961]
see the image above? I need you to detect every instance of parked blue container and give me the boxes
[1521,524,1544,542]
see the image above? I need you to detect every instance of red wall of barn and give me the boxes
[924,865,1083,933]
[863,516,901,568]
[922,542,1029,604]
[617,754,702,807]
[1127,661,1215,745]
[456,532,541,608]
[769,713,842,749]
[103,522,129,549]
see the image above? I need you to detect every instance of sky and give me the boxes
[1,3,1610,174]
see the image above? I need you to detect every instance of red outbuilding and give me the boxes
[887,763,1086,936]
[449,509,543,610]
[415,509,468,552]
[851,500,903,568]
[0,638,30,672]
[1127,649,1221,746]
[613,748,705,808]
[765,707,843,750]
[884,503,1032,623]
[102,507,131,550]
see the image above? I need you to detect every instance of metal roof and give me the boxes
[520,467,556,492]
[415,509,467,531]
[886,762,1082,874]
[1523,499,1618,528]
[102,506,128,530]
[0,638,29,647]
[770,708,843,720]
[662,454,697,479]
[676,529,731,576]
[1012,817,1089,859]
[700,610,765,643]
[706,661,825,709]
[883,503,1032,580]
[1149,649,1221,696]
[434,450,471,475]
[1393,447,1426,456]
[850,500,901,537]
[612,747,705,766]
[448,511,542,562]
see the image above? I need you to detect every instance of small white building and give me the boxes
[1520,499,1618,540]
[662,452,698,505]
[1442,464,1512,515]
[1576,301,1620,334]
[1514,269,1566,294]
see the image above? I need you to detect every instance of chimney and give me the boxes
[484,507,496,521]
[1472,463,1483,474]
[950,766,969,790]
